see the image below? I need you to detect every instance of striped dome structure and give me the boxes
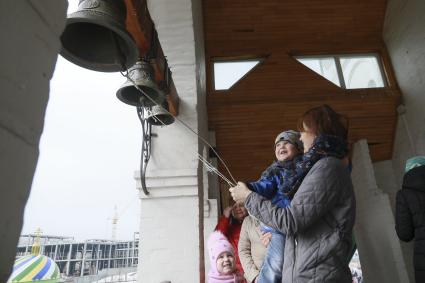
[8,254,60,283]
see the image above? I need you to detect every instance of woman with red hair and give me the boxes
[230,105,356,283]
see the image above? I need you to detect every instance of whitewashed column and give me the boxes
[136,0,207,282]
[0,1,67,282]
[136,169,200,283]
[351,140,410,283]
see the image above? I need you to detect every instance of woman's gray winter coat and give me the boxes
[245,157,356,283]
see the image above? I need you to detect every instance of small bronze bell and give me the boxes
[145,103,175,126]
[60,0,138,72]
[116,60,165,107]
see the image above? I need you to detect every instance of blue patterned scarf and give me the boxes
[282,134,348,198]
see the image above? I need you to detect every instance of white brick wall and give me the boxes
[383,1,425,281]
[136,170,200,282]
[135,0,208,282]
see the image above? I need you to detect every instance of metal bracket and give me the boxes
[137,106,152,195]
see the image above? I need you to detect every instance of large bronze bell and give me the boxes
[116,60,165,107]
[60,0,138,72]
[145,103,175,126]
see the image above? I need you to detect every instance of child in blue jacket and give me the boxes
[246,130,303,283]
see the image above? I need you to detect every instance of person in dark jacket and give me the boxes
[230,105,356,283]
[395,156,425,283]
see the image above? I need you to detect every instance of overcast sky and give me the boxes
[22,0,142,240]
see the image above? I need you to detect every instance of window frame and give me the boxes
[294,53,387,89]
[211,57,266,91]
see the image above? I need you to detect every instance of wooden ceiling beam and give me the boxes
[207,89,401,109]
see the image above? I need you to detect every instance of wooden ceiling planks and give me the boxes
[203,0,387,55]
[203,0,399,186]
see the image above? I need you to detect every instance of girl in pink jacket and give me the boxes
[207,231,244,283]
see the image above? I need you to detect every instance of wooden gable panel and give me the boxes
[203,0,398,198]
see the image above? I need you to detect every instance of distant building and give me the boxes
[16,233,139,277]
